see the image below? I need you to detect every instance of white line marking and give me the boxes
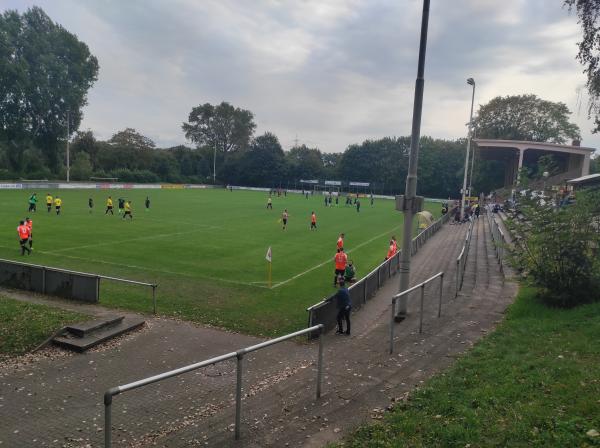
[0,245,269,289]
[271,224,403,289]
[50,227,212,253]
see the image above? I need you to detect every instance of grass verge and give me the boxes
[0,296,88,358]
[337,286,600,447]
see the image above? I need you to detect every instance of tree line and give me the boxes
[0,6,597,198]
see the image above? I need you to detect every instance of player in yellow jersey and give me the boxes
[54,196,62,215]
[46,193,53,213]
[105,196,114,215]
[122,200,133,220]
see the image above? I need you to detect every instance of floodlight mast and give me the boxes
[396,0,430,319]
[460,78,476,220]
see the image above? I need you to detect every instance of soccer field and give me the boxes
[0,188,438,336]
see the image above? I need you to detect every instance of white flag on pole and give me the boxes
[265,246,272,262]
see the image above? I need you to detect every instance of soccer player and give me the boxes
[356,199,361,212]
[267,197,273,209]
[28,193,37,212]
[54,196,62,215]
[123,200,133,220]
[17,220,31,255]
[46,193,53,212]
[386,241,395,260]
[145,196,150,211]
[310,211,317,230]
[281,209,288,230]
[337,233,345,250]
[105,196,114,215]
[25,217,33,249]
[118,198,125,214]
[333,247,348,287]
[370,193,374,206]
[88,197,94,214]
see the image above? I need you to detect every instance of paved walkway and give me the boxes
[0,213,517,447]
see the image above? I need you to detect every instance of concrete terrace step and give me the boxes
[64,315,124,337]
[53,316,145,352]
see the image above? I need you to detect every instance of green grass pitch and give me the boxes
[0,188,438,336]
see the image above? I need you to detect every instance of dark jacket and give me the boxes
[332,287,351,310]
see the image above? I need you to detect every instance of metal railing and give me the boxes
[98,274,157,314]
[307,210,454,337]
[103,324,325,447]
[486,208,508,275]
[389,272,444,353]
[455,218,474,297]
[0,258,158,313]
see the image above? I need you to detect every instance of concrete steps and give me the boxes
[53,315,145,352]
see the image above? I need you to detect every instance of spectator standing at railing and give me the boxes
[329,279,351,335]
[333,247,347,287]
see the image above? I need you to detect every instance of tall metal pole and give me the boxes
[468,126,477,201]
[213,147,217,184]
[396,0,430,318]
[66,108,70,183]
[460,79,476,220]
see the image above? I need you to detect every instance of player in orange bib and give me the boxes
[17,220,31,255]
[333,247,348,286]
[25,217,33,250]
[337,233,345,250]
[386,242,395,260]
[310,211,317,231]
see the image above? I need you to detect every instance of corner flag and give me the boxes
[265,246,272,288]
[265,246,272,262]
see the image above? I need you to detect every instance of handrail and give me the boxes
[389,271,444,354]
[0,257,158,313]
[486,207,508,275]
[103,324,325,447]
[454,218,474,297]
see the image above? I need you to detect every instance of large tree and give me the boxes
[225,132,286,187]
[565,0,600,132]
[109,128,156,150]
[473,94,580,144]
[286,145,325,181]
[0,7,99,170]
[182,102,256,155]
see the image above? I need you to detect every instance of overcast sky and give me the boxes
[3,0,598,153]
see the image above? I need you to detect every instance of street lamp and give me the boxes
[395,0,430,319]
[460,78,476,221]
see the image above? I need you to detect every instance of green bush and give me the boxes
[510,190,600,307]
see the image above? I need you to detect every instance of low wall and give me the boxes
[0,258,99,302]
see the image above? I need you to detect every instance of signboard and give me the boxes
[324,180,341,186]
[300,179,319,184]
[161,184,185,189]
[349,181,370,187]
[0,183,22,189]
